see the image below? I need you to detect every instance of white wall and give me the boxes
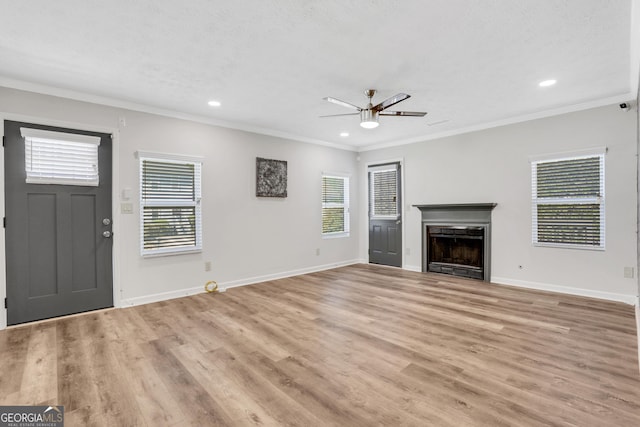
[0,86,360,326]
[359,105,638,302]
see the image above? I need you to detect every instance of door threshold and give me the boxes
[6,307,115,329]
[367,262,404,270]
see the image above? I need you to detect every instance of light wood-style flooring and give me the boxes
[1,264,639,426]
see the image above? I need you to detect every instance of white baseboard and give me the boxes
[492,276,637,305]
[120,259,362,307]
[120,285,205,307]
[403,264,422,272]
[222,259,362,290]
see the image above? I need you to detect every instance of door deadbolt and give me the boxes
[102,218,111,226]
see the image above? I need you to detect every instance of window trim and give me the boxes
[369,163,400,220]
[138,152,203,257]
[530,148,606,250]
[321,172,350,239]
[21,127,101,187]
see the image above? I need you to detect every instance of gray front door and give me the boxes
[369,163,402,267]
[4,120,113,325]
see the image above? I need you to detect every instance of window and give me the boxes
[322,174,350,237]
[21,127,101,186]
[531,149,605,249]
[139,153,202,256]
[369,164,399,218]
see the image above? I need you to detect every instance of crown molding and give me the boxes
[0,77,632,154]
[357,93,634,152]
[0,77,356,152]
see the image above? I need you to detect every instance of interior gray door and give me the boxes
[369,163,402,267]
[4,120,113,325]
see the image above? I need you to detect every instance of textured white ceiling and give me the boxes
[0,0,635,149]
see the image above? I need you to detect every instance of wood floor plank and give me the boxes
[172,344,281,426]
[204,346,328,426]
[141,337,235,426]
[0,326,32,403]
[0,264,638,426]
[56,316,101,413]
[15,323,57,405]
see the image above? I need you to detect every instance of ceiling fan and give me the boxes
[321,89,427,129]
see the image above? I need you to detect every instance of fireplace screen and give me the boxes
[427,226,484,279]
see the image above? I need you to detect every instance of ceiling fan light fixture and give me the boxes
[322,89,426,128]
[360,109,379,129]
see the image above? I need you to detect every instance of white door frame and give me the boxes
[0,113,121,329]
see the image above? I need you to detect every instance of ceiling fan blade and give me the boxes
[373,93,410,111]
[323,97,362,111]
[379,111,427,117]
[319,113,360,118]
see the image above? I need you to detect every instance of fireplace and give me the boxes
[414,204,496,281]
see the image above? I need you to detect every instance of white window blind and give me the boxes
[139,155,202,256]
[20,127,101,186]
[322,174,350,236]
[531,151,605,249]
[369,164,398,218]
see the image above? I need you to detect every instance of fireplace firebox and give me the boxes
[414,204,497,281]
[427,226,484,279]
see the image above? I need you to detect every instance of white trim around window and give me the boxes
[21,127,101,186]
[321,172,350,238]
[530,147,606,250]
[139,152,203,257]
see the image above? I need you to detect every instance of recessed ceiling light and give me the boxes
[340,132,349,137]
[207,100,221,107]
[538,79,557,87]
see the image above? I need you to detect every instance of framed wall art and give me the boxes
[256,157,287,198]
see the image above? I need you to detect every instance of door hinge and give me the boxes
[2,136,4,147]
[2,217,5,228]
[4,298,6,309]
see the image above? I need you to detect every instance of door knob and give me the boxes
[103,231,112,238]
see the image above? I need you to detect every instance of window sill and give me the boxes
[141,248,202,258]
[533,242,604,251]
[322,232,350,239]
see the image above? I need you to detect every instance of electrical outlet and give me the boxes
[205,261,212,272]
[624,266,634,278]
[316,248,320,256]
